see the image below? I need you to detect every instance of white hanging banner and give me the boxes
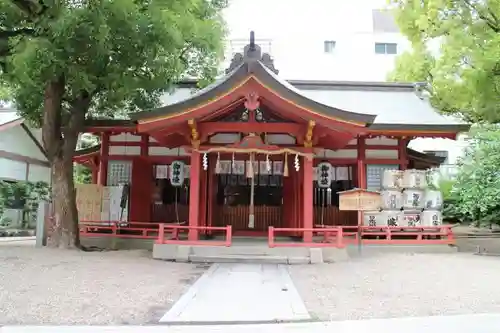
[273,161,283,175]
[259,161,270,175]
[313,167,319,181]
[246,160,259,175]
[184,165,190,179]
[155,165,168,179]
[233,161,245,175]
[336,166,349,181]
[219,160,231,174]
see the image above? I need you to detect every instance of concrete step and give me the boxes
[190,245,309,257]
[189,254,310,264]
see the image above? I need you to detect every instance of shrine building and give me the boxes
[73,33,468,245]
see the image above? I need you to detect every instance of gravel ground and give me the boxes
[289,252,500,321]
[0,245,207,325]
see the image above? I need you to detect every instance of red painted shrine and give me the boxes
[74,33,469,244]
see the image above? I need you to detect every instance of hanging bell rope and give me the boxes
[215,152,221,174]
[283,153,289,177]
[266,154,271,173]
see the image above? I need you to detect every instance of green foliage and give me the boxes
[439,179,455,200]
[1,0,227,125]
[387,0,500,123]
[449,126,500,226]
[74,134,97,184]
[0,180,50,228]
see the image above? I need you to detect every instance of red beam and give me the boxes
[345,144,398,150]
[109,141,161,146]
[199,122,303,136]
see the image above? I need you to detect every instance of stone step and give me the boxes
[190,245,309,257]
[189,254,310,264]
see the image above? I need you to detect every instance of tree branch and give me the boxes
[0,28,36,39]
[462,0,500,33]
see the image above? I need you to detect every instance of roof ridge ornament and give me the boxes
[225,31,279,74]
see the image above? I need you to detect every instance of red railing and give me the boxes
[343,225,455,245]
[156,224,232,247]
[268,226,345,248]
[79,221,161,239]
[269,225,455,248]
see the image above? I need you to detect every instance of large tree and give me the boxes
[387,0,500,123]
[0,0,226,248]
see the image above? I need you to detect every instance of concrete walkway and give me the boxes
[160,263,310,324]
[0,237,35,246]
[2,313,500,332]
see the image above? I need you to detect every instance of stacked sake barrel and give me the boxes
[364,169,443,228]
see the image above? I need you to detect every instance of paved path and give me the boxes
[0,237,35,246]
[2,313,500,332]
[160,263,310,324]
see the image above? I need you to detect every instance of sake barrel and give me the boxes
[384,210,403,227]
[424,190,443,210]
[363,211,384,228]
[402,169,427,189]
[402,189,425,209]
[382,169,403,189]
[380,189,403,210]
[426,168,441,190]
[402,210,422,227]
[421,210,442,227]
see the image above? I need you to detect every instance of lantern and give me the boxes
[317,162,333,188]
[169,161,185,187]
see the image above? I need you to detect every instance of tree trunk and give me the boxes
[42,77,88,249]
[47,153,80,248]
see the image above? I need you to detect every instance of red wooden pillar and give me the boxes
[199,158,209,231]
[98,132,110,186]
[130,158,152,222]
[302,157,314,243]
[206,155,217,233]
[356,137,366,189]
[398,137,408,170]
[356,137,366,228]
[91,157,98,184]
[188,150,201,241]
[282,170,292,230]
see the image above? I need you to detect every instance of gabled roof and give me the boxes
[0,108,23,129]
[129,33,377,127]
[0,108,47,158]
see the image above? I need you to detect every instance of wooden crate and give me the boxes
[338,188,381,211]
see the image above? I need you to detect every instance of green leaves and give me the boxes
[1,0,227,123]
[451,126,500,226]
[387,0,500,123]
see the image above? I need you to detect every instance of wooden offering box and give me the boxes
[338,188,381,211]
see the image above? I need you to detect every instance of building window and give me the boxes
[324,40,336,53]
[424,150,449,164]
[375,42,397,55]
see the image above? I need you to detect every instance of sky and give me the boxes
[220,0,404,80]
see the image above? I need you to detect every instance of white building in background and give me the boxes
[222,0,467,174]
[0,108,50,225]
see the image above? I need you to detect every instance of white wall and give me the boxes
[0,125,50,182]
[409,135,469,165]
[0,126,46,160]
